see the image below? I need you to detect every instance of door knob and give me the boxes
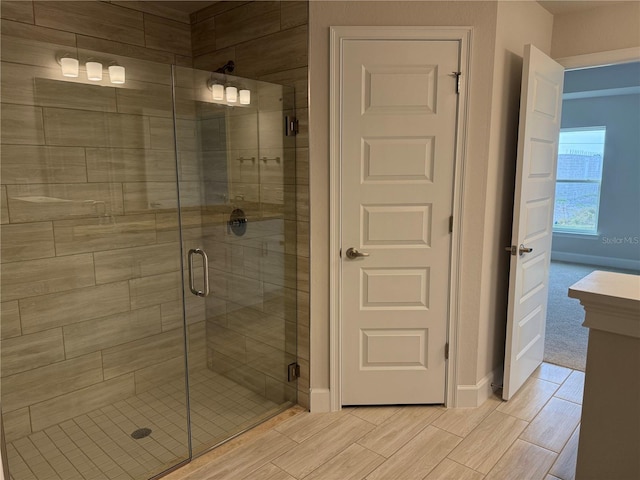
[345,247,369,259]
[505,244,533,256]
[519,245,533,255]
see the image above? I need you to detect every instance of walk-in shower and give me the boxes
[1,35,297,479]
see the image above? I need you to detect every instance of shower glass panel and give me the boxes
[0,35,297,480]
[173,66,298,456]
[0,37,191,479]
[1,37,298,479]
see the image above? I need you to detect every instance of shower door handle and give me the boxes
[188,248,210,297]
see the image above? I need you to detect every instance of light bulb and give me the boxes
[226,86,238,103]
[108,65,125,84]
[212,84,224,101]
[239,89,250,105]
[60,57,79,77]
[86,61,103,81]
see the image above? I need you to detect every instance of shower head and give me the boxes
[215,60,235,75]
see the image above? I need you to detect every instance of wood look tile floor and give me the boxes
[167,363,582,480]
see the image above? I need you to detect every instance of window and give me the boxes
[553,127,606,234]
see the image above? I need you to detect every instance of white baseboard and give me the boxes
[456,367,502,408]
[309,388,332,413]
[551,252,640,272]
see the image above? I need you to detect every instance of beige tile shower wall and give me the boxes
[0,0,197,442]
[191,0,309,408]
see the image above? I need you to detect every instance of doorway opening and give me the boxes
[545,61,640,370]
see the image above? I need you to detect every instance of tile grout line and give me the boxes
[29,430,84,480]
[45,425,107,480]
[8,441,39,480]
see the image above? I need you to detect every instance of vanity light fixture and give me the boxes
[108,65,126,84]
[57,55,126,85]
[211,84,225,101]
[226,86,238,103]
[239,89,250,105]
[215,60,235,75]
[60,56,79,77]
[207,63,250,106]
[86,61,103,81]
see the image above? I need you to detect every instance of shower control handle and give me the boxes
[188,248,210,297]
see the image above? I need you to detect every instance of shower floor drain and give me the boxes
[131,428,152,439]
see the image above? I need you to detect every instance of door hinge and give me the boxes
[449,215,454,233]
[445,343,449,360]
[288,362,300,382]
[285,116,298,136]
[450,71,462,94]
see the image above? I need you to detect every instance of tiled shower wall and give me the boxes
[0,0,311,447]
[190,0,310,408]
[1,1,198,441]
[0,0,201,444]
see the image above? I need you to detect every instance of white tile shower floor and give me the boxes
[6,368,282,480]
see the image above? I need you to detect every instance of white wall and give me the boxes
[551,1,640,59]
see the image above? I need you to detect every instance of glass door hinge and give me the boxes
[285,116,299,136]
[288,362,300,382]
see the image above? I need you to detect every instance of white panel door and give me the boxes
[503,44,565,400]
[340,39,459,405]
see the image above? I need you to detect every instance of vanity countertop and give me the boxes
[569,270,640,338]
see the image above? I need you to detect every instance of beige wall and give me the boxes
[478,1,553,383]
[308,0,500,400]
[551,1,640,59]
[308,0,640,409]
[308,0,557,408]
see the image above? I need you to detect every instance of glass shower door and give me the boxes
[173,66,298,455]
[0,37,190,479]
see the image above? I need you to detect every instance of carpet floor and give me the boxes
[544,261,639,371]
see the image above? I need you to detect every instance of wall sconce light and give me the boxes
[57,55,126,85]
[211,84,224,101]
[86,61,103,81]
[60,57,79,77]
[108,65,125,84]
[226,86,238,103]
[208,74,250,106]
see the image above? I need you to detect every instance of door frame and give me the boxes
[329,26,473,411]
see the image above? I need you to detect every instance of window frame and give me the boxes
[553,126,606,235]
